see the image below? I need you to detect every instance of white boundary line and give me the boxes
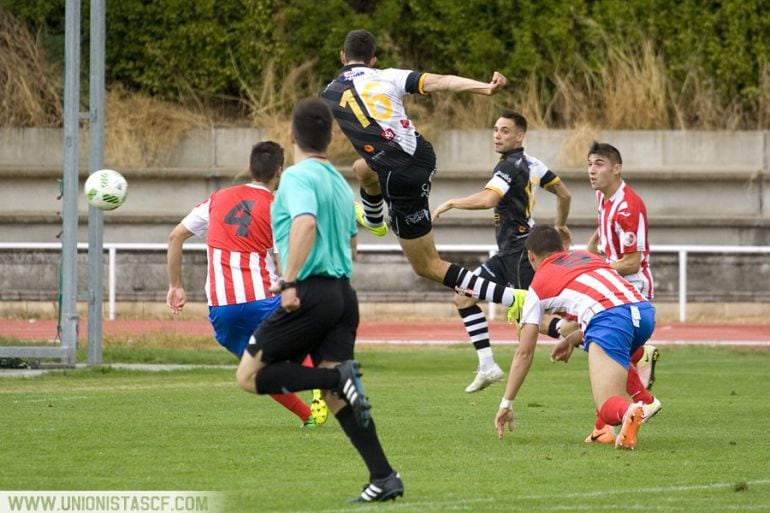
[313,479,770,513]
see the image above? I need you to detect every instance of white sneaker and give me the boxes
[635,344,660,390]
[641,396,662,423]
[464,364,504,393]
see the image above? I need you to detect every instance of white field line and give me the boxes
[310,479,770,513]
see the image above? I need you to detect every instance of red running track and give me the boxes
[2,318,769,345]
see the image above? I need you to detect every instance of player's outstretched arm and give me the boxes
[422,71,507,95]
[432,189,499,221]
[167,223,194,314]
[496,323,539,439]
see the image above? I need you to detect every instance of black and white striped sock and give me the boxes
[443,263,515,306]
[360,189,385,227]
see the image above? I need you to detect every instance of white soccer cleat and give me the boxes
[641,396,662,423]
[464,364,504,393]
[636,344,660,390]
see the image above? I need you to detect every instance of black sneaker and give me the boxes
[335,360,371,428]
[347,471,404,503]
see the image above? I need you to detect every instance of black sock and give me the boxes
[255,362,339,394]
[335,405,393,481]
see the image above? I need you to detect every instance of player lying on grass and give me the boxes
[495,224,656,449]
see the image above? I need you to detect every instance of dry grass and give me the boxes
[1,11,767,171]
[0,11,62,127]
[101,85,210,168]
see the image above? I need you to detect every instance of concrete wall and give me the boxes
[1,127,768,245]
[1,128,769,317]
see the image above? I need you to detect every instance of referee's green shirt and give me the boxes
[271,158,357,280]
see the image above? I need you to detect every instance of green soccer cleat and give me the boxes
[506,288,528,324]
[355,202,388,237]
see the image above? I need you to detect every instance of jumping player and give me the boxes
[321,29,526,314]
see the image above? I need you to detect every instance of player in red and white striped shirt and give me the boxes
[495,225,656,449]
[587,142,653,300]
[166,141,325,427]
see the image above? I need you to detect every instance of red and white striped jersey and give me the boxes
[520,251,647,331]
[595,181,653,298]
[181,183,278,306]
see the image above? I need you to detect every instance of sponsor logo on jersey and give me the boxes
[400,119,411,128]
[495,170,512,183]
[380,128,396,141]
[370,150,386,162]
[363,144,375,153]
[341,70,365,80]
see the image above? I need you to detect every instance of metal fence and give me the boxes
[2,242,770,322]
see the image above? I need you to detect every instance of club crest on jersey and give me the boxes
[380,128,396,141]
[623,231,637,246]
[400,119,410,128]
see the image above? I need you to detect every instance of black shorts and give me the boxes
[372,137,437,240]
[252,276,359,365]
[475,249,534,289]
[380,163,435,239]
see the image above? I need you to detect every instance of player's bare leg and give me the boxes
[398,231,521,307]
[398,231,450,282]
[587,342,644,449]
[236,347,266,393]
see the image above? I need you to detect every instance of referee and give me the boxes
[235,98,403,503]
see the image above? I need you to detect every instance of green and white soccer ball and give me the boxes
[84,169,128,211]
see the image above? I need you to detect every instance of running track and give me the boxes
[3,319,769,346]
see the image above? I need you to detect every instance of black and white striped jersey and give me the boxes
[321,64,433,173]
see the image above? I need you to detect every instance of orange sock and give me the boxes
[627,365,654,404]
[598,395,631,426]
[270,393,312,421]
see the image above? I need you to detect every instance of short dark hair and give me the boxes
[292,98,333,153]
[500,110,527,132]
[249,141,284,182]
[344,29,376,62]
[588,141,623,165]
[525,224,564,256]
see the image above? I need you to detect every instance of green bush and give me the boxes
[2,0,768,127]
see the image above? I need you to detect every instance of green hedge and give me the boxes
[3,0,768,126]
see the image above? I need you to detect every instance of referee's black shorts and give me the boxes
[251,276,359,365]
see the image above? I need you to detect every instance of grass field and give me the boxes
[1,344,768,512]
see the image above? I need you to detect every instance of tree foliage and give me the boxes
[2,0,768,127]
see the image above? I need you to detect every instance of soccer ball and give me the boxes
[84,169,128,211]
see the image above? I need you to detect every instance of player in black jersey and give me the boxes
[432,111,571,392]
[322,29,526,310]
